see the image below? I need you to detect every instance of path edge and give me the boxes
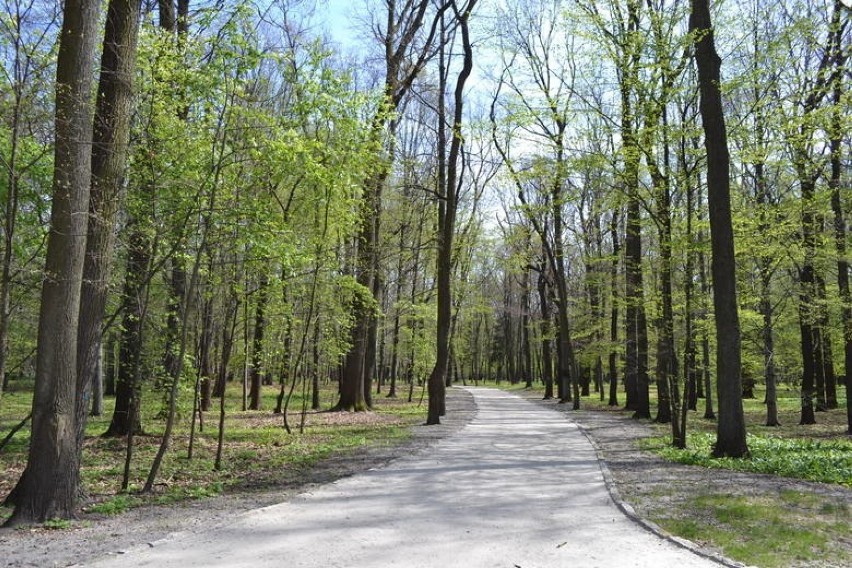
[572,418,756,568]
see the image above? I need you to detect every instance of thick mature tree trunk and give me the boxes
[337,276,370,411]
[625,187,649,418]
[617,0,648,418]
[248,274,268,411]
[337,0,438,413]
[690,0,748,457]
[828,43,852,433]
[648,148,676,425]
[5,0,101,525]
[198,294,214,411]
[683,150,698,415]
[76,0,143,468]
[521,266,533,389]
[104,224,149,437]
[698,227,715,421]
[608,212,620,407]
[538,264,554,400]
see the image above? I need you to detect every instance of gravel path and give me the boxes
[80,388,724,568]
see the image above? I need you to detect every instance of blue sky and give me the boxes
[314,0,362,51]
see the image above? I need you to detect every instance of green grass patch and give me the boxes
[644,432,852,486]
[42,518,73,530]
[84,494,142,516]
[655,493,851,568]
[1,383,426,518]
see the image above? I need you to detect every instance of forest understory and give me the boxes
[1,387,849,568]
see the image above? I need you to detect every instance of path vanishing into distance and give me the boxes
[84,388,729,568]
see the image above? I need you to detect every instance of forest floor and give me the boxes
[0,386,850,568]
[517,389,852,568]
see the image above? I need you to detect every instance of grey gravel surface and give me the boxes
[81,388,724,568]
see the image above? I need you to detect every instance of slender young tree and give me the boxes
[427,0,477,425]
[690,0,749,458]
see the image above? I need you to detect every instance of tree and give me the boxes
[335,0,443,412]
[5,0,102,525]
[491,0,581,407]
[690,0,749,458]
[427,0,477,425]
[0,1,58,399]
[826,0,851,434]
[76,0,143,476]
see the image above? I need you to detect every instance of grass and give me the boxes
[0,379,428,524]
[655,492,851,568]
[645,432,852,486]
[497,378,851,481]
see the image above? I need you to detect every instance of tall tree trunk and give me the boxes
[698,221,715,421]
[198,292,214,411]
[76,0,143,465]
[538,263,554,400]
[619,0,648,418]
[248,274,268,411]
[828,23,852,432]
[690,0,748,457]
[816,275,837,409]
[4,0,101,525]
[753,93,780,426]
[681,150,697,444]
[104,224,149,437]
[797,174,819,425]
[608,212,620,407]
[647,137,676,425]
[521,266,533,389]
[625,184,649,418]
[683,137,698,414]
[311,323,321,410]
[427,0,476,424]
[336,0,439,413]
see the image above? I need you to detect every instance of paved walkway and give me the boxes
[85,388,723,568]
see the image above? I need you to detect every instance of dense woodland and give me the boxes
[0,0,849,525]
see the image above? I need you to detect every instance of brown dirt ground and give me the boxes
[1,387,850,568]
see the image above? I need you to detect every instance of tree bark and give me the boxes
[248,274,268,411]
[5,0,101,525]
[104,223,149,437]
[336,0,440,413]
[75,0,142,471]
[538,262,554,400]
[690,0,748,457]
[428,0,477,424]
[828,22,852,432]
[608,212,620,407]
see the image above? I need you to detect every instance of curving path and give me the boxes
[84,388,724,568]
